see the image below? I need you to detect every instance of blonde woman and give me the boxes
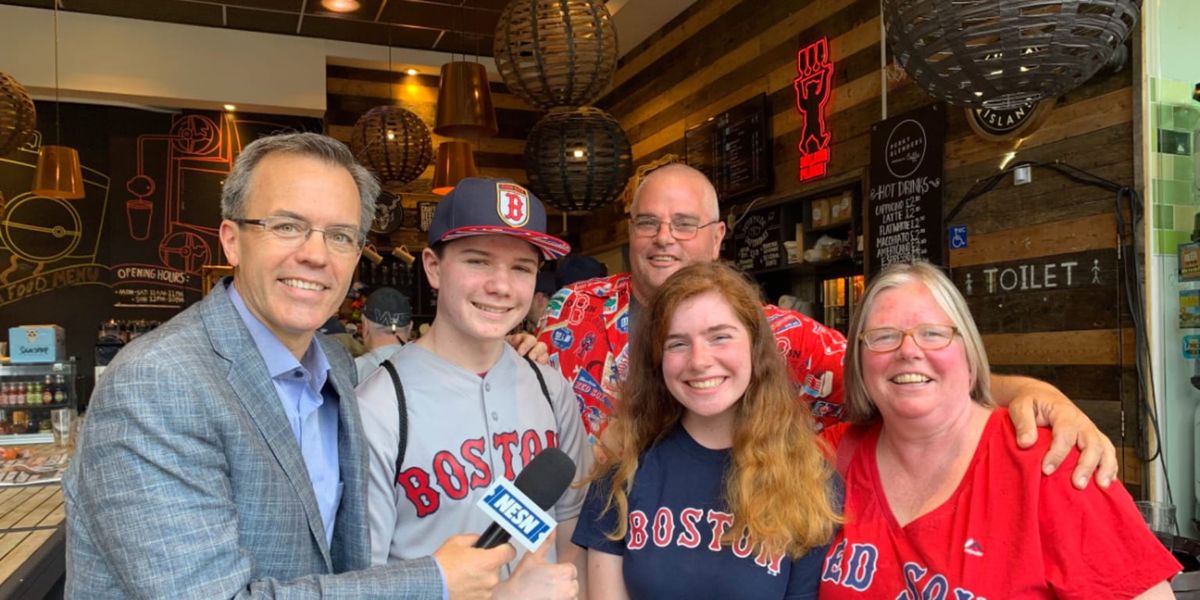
[573,262,839,599]
[820,262,1178,598]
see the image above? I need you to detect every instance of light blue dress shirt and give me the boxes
[229,287,342,546]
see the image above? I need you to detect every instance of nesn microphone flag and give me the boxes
[476,479,558,552]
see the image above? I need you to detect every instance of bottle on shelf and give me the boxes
[43,375,53,404]
[54,374,66,403]
[11,410,27,434]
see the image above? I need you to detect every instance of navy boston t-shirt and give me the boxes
[572,424,829,599]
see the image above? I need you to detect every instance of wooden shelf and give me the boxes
[748,256,859,278]
[0,403,70,411]
[806,220,854,235]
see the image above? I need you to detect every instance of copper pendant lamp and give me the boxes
[431,141,478,196]
[32,1,84,199]
[434,61,497,138]
[32,145,84,199]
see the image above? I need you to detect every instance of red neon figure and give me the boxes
[794,37,834,181]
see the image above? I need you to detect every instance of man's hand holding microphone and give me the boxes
[435,448,581,600]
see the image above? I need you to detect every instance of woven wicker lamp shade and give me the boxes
[0,73,35,157]
[494,0,618,110]
[525,106,631,214]
[349,106,433,185]
[883,0,1139,110]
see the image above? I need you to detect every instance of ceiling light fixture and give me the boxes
[348,33,432,185]
[31,1,84,200]
[321,0,361,13]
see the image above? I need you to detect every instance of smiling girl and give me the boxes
[572,262,840,599]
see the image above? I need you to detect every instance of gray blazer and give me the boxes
[64,279,442,598]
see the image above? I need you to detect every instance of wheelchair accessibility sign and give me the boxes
[949,225,968,249]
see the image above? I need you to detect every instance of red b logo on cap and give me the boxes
[496,183,531,227]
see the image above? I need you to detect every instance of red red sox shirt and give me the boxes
[819,410,1180,599]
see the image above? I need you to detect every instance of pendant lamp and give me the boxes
[524,106,631,213]
[349,105,433,185]
[434,61,497,138]
[882,0,1138,109]
[31,2,84,199]
[494,0,618,110]
[431,141,478,195]
[32,145,84,199]
[348,37,433,185]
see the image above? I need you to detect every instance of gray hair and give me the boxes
[631,162,719,221]
[221,132,380,234]
[843,261,993,424]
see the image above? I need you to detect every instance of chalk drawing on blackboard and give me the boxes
[123,114,292,276]
[0,133,114,306]
[2,195,83,262]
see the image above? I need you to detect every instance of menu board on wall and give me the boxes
[867,104,945,275]
[730,205,785,272]
[0,102,318,383]
[685,94,773,203]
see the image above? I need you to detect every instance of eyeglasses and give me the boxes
[859,324,959,352]
[233,216,364,255]
[630,216,721,240]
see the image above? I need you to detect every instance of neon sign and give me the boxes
[793,37,833,181]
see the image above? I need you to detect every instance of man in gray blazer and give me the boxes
[64,132,514,599]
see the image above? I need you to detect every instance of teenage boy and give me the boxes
[357,178,589,599]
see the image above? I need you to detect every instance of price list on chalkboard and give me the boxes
[685,94,773,203]
[731,205,785,272]
[867,104,945,275]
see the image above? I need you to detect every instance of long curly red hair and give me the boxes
[590,262,840,557]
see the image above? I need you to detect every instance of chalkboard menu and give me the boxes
[867,104,945,275]
[685,94,773,203]
[731,205,785,272]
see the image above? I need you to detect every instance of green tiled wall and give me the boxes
[1150,77,1200,254]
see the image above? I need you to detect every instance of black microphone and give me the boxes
[474,447,576,549]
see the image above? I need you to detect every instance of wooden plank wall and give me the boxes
[588,0,1141,486]
[325,64,545,250]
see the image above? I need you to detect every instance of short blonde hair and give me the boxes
[843,261,992,423]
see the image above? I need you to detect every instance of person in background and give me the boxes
[357,178,590,599]
[819,261,1178,598]
[554,254,607,290]
[538,161,1119,489]
[356,286,413,381]
[64,132,513,599]
[320,314,366,357]
[522,272,558,335]
[575,262,838,599]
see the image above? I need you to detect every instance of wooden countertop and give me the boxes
[0,448,67,599]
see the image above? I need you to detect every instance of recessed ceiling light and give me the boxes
[223,104,237,112]
[321,0,361,13]
[406,68,419,76]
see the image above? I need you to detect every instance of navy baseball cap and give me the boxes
[556,254,607,288]
[535,272,558,296]
[364,287,412,328]
[428,178,570,260]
